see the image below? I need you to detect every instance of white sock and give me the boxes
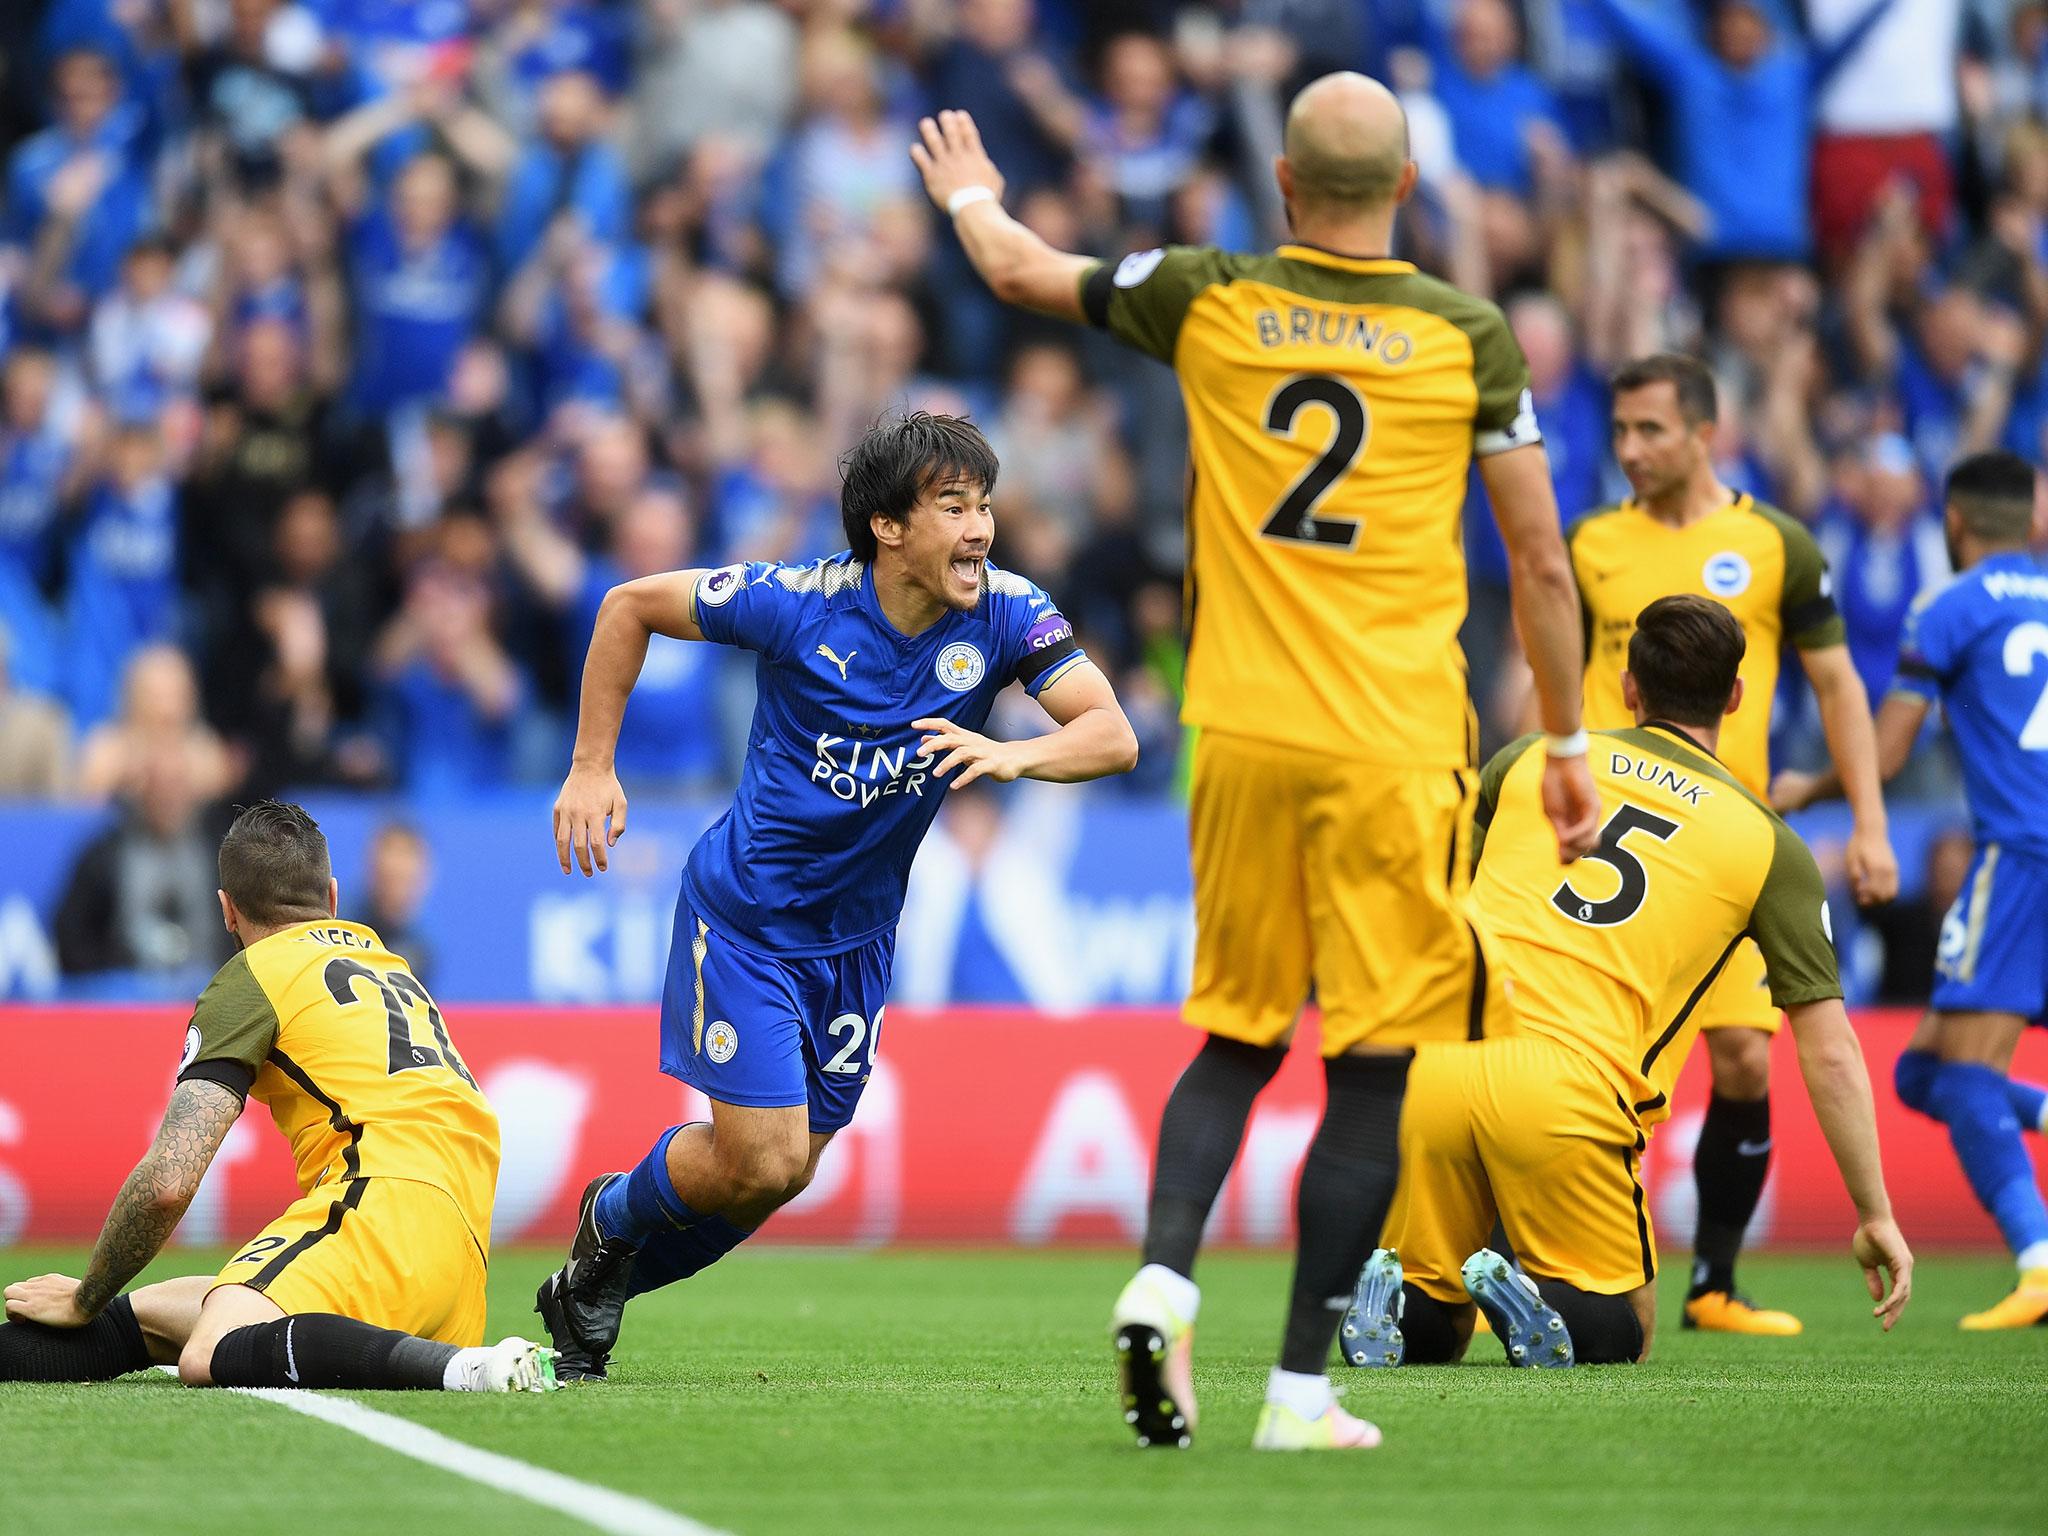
[443,1347,488,1391]
[1135,1263,1201,1325]
[2016,1241,2048,1274]
[1266,1366,1333,1419]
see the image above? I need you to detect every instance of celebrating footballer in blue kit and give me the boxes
[1776,450,2048,1329]
[535,413,1139,1378]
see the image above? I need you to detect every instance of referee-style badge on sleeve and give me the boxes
[1114,248,1167,288]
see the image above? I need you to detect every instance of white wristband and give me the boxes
[1545,729,1590,759]
[946,185,997,217]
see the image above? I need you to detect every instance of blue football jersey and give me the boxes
[1895,550,2048,857]
[680,552,1090,955]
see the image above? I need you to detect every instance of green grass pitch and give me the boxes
[4,1246,2044,1535]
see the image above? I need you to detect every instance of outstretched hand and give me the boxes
[910,110,1005,212]
[1853,1217,1913,1332]
[554,762,628,876]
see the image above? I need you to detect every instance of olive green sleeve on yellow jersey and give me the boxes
[176,950,281,1098]
[1748,817,1844,1007]
[1472,733,1542,865]
[1759,503,1847,650]
[1080,246,1231,364]
[1460,300,1538,452]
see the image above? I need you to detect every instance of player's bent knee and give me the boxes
[175,1338,216,1387]
[1708,1029,1772,1099]
[1895,1047,1939,1115]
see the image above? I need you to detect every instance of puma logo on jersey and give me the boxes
[816,644,857,680]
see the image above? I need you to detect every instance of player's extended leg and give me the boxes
[539,1103,822,1379]
[1686,1005,1802,1335]
[1116,731,1308,1449]
[1895,1010,2048,1326]
[187,1282,554,1391]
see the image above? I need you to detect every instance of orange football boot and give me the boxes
[1959,1269,2048,1330]
[1681,1291,1804,1335]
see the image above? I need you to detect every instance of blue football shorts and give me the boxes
[1934,841,2048,1024]
[657,895,895,1133]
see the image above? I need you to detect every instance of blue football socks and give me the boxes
[593,1123,755,1297]
[1924,1061,2048,1260]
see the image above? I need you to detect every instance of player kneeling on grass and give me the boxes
[537,413,1138,1380]
[0,801,555,1394]
[1341,597,1913,1369]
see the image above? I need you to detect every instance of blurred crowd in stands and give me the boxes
[0,0,2039,996]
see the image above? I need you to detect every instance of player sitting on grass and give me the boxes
[537,412,1138,1379]
[1343,597,1913,1368]
[0,801,555,1393]
[1776,451,2048,1329]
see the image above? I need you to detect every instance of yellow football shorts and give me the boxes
[1384,1034,1656,1299]
[1696,937,1783,1034]
[1184,729,1500,1054]
[212,1176,488,1346]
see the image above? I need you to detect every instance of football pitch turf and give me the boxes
[3,1246,2043,1535]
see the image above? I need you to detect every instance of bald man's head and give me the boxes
[1281,72,1411,212]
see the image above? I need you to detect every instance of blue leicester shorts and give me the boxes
[658,897,895,1133]
[1933,842,2048,1023]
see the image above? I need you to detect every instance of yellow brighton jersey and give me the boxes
[1472,725,1841,1124]
[175,920,500,1251]
[1568,495,1844,795]
[1085,243,1538,767]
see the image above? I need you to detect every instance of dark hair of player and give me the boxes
[1944,450,2036,543]
[219,800,333,925]
[839,411,1001,563]
[1610,353,1719,426]
[1627,594,1748,728]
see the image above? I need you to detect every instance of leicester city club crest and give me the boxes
[935,641,986,692]
[706,1020,738,1064]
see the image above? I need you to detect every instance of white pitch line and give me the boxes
[231,1385,730,1536]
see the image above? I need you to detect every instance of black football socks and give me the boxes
[1278,1052,1410,1373]
[0,1294,151,1381]
[1397,1283,1467,1365]
[1141,1034,1288,1277]
[1533,1280,1645,1365]
[209,1313,457,1390]
[1690,1091,1772,1296]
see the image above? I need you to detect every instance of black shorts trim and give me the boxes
[1623,1133,1653,1287]
[1464,921,1489,1042]
[247,1177,370,1292]
[1623,1150,1653,1287]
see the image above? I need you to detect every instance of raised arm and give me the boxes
[1587,0,1703,88]
[1784,997,1913,1329]
[5,1080,243,1326]
[914,660,1139,788]
[554,569,707,876]
[1480,444,1601,861]
[910,110,1092,321]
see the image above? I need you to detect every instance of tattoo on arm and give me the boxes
[75,1080,243,1317]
